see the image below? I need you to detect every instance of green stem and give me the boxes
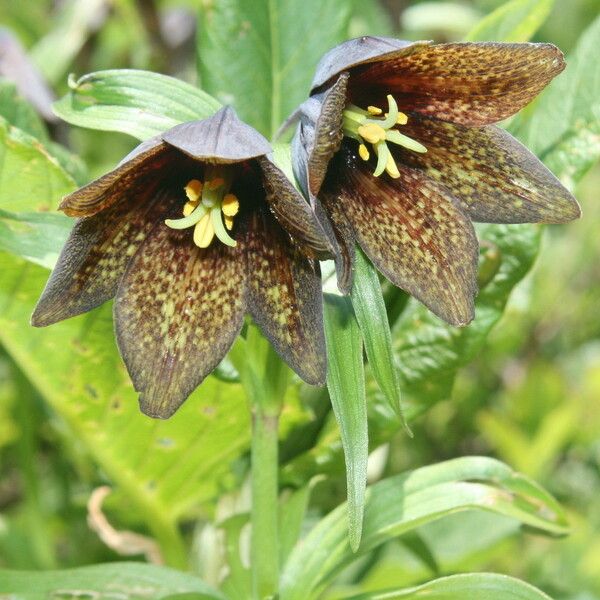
[148,515,188,569]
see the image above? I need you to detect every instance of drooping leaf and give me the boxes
[54,70,222,140]
[341,573,553,599]
[324,295,368,552]
[466,0,555,42]
[0,562,225,600]
[513,15,600,189]
[280,457,568,600]
[197,0,350,137]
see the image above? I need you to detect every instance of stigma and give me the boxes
[165,166,239,248]
[342,94,426,179]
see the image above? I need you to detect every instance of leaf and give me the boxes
[513,15,600,189]
[0,116,76,212]
[53,70,222,141]
[0,253,251,566]
[342,573,553,599]
[394,224,542,416]
[0,78,48,141]
[197,0,350,137]
[351,247,405,422]
[324,295,367,552]
[0,209,72,268]
[279,456,567,600]
[465,0,554,42]
[0,562,225,600]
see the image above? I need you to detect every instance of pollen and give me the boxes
[342,93,427,180]
[185,179,203,202]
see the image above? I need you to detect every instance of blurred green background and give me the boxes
[0,1,599,598]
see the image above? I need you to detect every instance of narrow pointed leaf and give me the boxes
[343,573,553,600]
[280,457,568,600]
[351,247,406,423]
[324,295,367,552]
[53,70,222,140]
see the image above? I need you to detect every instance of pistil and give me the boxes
[165,166,240,248]
[342,94,427,179]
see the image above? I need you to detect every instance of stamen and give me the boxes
[185,179,203,202]
[386,129,427,154]
[210,206,237,247]
[165,201,207,229]
[358,123,386,144]
[222,193,240,217]
[367,105,382,115]
[358,144,370,161]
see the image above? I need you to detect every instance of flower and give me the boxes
[32,107,336,418]
[292,37,581,326]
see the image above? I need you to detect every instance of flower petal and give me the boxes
[394,115,581,223]
[244,207,326,386]
[257,155,336,259]
[348,42,565,126]
[162,106,271,163]
[31,186,174,327]
[114,218,247,419]
[59,138,174,217]
[321,143,479,326]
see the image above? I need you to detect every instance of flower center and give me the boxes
[342,94,427,179]
[165,165,239,248]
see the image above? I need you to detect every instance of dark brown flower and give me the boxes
[292,37,581,326]
[32,107,335,418]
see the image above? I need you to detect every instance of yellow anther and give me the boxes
[385,153,400,179]
[358,143,370,161]
[397,112,408,125]
[222,193,240,217]
[183,200,199,217]
[194,213,215,248]
[207,177,225,191]
[358,123,386,144]
[185,179,203,202]
[224,215,234,231]
[367,105,382,115]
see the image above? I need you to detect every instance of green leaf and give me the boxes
[0,253,251,567]
[0,78,48,141]
[465,0,554,42]
[0,562,225,600]
[280,456,567,600]
[53,70,222,140]
[0,210,71,269]
[351,248,406,423]
[0,116,76,212]
[197,0,350,137]
[513,15,600,189]
[394,224,541,416]
[324,295,367,552]
[342,573,553,599]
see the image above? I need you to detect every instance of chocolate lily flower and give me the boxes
[32,107,335,418]
[292,37,581,326]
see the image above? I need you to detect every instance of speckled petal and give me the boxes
[31,186,175,327]
[59,140,175,217]
[257,155,336,260]
[114,215,247,419]
[392,115,581,223]
[162,106,272,163]
[348,42,565,126]
[244,206,326,386]
[321,143,479,326]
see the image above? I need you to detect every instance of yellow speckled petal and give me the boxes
[114,220,247,418]
[349,42,565,126]
[321,143,479,326]
[393,115,581,224]
[32,186,176,327]
[243,207,326,386]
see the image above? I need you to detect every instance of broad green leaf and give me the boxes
[513,15,600,189]
[466,0,554,42]
[351,248,405,422]
[0,562,225,600]
[394,224,541,415]
[0,209,71,269]
[324,295,367,552]
[0,116,76,212]
[280,457,567,600]
[342,573,553,599]
[54,70,222,141]
[0,254,251,566]
[0,78,48,141]
[197,0,350,137]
